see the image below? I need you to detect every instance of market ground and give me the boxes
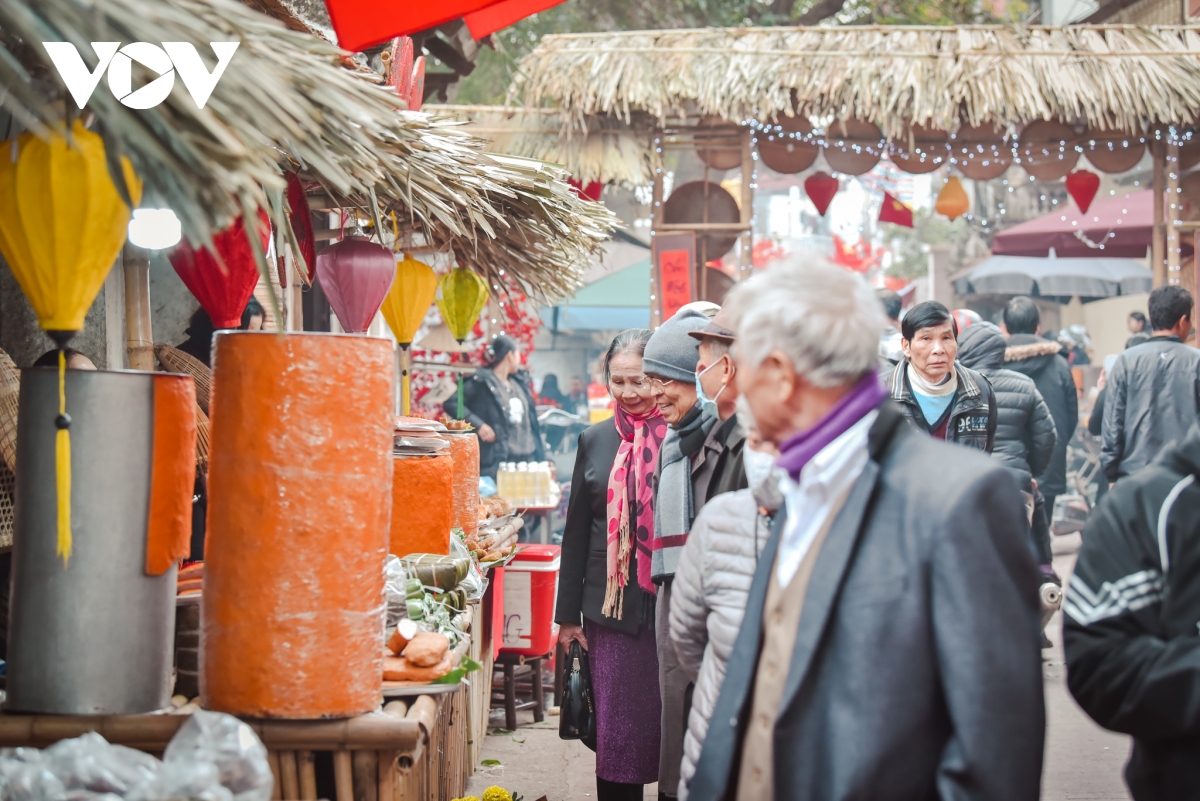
[467,532,1132,801]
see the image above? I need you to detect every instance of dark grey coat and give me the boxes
[1101,335,1200,482]
[958,323,1057,490]
[689,403,1045,801]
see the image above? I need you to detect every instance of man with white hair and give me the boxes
[688,261,1045,801]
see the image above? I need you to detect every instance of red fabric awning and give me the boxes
[326,0,497,52]
[991,190,1189,259]
[465,0,567,38]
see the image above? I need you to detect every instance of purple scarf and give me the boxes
[776,372,887,481]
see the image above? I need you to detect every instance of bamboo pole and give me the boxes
[377,750,396,801]
[352,750,379,801]
[333,750,355,801]
[1168,140,1182,284]
[278,751,300,801]
[298,750,318,799]
[122,244,155,371]
[1153,132,1167,287]
[739,128,753,280]
[651,129,665,329]
[267,752,283,801]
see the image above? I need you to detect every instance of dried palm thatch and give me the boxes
[427,105,655,186]
[515,25,1200,138]
[0,0,616,300]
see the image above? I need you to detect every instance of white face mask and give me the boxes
[743,446,778,491]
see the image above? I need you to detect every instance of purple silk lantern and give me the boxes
[316,236,397,334]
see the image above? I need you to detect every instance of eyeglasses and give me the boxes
[646,377,676,391]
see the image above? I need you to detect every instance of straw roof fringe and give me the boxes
[0,0,616,300]
[428,105,655,185]
[515,25,1200,138]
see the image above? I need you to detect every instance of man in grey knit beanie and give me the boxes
[643,308,724,799]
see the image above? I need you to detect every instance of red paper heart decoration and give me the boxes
[169,210,271,330]
[1066,170,1101,214]
[316,236,397,333]
[804,172,839,217]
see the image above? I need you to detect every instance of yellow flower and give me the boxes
[482,787,512,801]
[450,796,480,801]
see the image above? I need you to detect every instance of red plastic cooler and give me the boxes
[500,543,561,657]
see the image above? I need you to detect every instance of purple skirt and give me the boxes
[585,619,662,785]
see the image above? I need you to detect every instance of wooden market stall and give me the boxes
[0,0,615,795]
[441,25,1200,310]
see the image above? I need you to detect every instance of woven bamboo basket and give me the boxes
[0,348,19,473]
[0,461,14,550]
[154,344,212,414]
[195,405,210,467]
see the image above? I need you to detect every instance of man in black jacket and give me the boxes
[1064,422,1200,801]
[958,321,1057,563]
[1003,296,1078,528]
[1102,285,1200,483]
[885,301,997,452]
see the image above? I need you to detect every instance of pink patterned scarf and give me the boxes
[602,406,667,619]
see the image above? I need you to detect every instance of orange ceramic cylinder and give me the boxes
[390,454,454,557]
[447,433,480,538]
[202,332,393,719]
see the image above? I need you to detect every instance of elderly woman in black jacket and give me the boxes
[555,328,667,801]
[958,321,1058,565]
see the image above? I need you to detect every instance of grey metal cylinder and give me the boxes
[7,368,176,714]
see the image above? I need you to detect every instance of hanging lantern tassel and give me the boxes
[400,344,412,416]
[936,177,970,221]
[53,342,72,565]
[1066,170,1101,214]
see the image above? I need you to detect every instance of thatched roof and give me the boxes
[427,105,654,185]
[0,0,616,300]
[515,25,1200,138]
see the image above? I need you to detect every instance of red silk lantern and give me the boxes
[169,210,271,329]
[317,236,396,334]
[1066,170,1101,213]
[804,172,839,217]
[286,173,316,286]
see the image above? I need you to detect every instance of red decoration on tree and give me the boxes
[316,236,396,334]
[879,192,914,228]
[804,172,839,216]
[169,210,271,329]
[567,178,603,202]
[1066,170,1101,213]
[285,173,316,286]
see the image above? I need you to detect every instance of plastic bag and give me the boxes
[383,554,410,633]
[42,733,160,796]
[449,534,485,600]
[0,761,67,801]
[126,761,232,801]
[160,711,271,801]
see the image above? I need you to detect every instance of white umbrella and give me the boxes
[953,253,1152,299]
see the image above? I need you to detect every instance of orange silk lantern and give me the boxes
[936,177,970,221]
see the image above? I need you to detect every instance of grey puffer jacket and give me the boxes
[958,323,1057,490]
[1101,335,1200,482]
[669,478,780,801]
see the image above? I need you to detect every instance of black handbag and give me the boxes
[559,641,596,750]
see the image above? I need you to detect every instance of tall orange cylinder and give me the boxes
[202,332,393,719]
[390,454,454,557]
[447,432,480,538]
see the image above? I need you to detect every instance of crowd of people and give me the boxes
[544,260,1200,801]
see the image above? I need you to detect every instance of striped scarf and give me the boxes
[651,408,716,584]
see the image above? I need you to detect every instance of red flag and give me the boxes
[879,192,914,228]
[465,0,568,38]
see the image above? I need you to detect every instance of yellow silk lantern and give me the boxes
[936,177,970,221]
[0,121,142,565]
[381,253,437,415]
[436,267,489,419]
